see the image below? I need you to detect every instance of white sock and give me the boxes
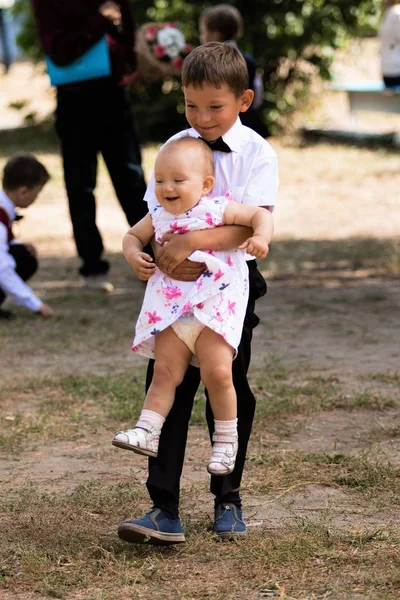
[136,409,165,431]
[213,418,238,449]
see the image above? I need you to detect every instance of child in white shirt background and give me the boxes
[0,153,54,320]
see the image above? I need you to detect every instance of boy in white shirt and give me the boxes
[117,42,278,544]
[0,153,54,319]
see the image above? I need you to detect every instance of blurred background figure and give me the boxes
[199,3,270,138]
[0,0,15,73]
[380,0,400,87]
[30,0,148,291]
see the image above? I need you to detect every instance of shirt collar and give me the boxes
[221,117,244,153]
[191,117,244,154]
[0,189,16,222]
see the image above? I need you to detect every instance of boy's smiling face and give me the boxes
[183,83,253,142]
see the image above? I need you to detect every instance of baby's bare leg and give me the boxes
[112,327,192,456]
[195,328,238,476]
[144,326,193,417]
[195,328,236,420]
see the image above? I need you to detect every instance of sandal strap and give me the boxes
[212,433,238,443]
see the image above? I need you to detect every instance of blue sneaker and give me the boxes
[213,503,247,538]
[117,508,185,545]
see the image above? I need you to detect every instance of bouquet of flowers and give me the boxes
[136,22,192,83]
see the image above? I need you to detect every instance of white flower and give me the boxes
[157,27,185,59]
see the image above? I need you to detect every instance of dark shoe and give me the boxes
[118,508,185,545]
[213,503,247,538]
[0,308,15,321]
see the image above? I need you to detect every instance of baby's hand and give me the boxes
[131,252,156,281]
[239,235,269,259]
[38,303,55,317]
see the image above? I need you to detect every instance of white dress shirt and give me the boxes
[144,118,279,212]
[0,190,42,311]
[380,5,400,76]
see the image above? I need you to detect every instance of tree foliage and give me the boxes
[13,0,382,140]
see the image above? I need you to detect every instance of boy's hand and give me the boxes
[99,1,121,23]
[130,252,156,281]
[38,304,55,317]
[157,233,194,274]
[239,235,269,259]
[169,260,205,282]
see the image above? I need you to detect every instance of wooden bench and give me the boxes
[331,81,400,115]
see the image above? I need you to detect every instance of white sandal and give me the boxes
[207,432,238,476]
[112,425,161,457]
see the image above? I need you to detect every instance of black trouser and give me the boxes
[383,75,400,88]
[145,261,267,517]
[55,78,148,277]
[0,244,38,306]
[0,9,12,73]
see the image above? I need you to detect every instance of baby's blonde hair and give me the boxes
[159,136,215,176]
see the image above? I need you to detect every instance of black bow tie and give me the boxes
[199,136,232,153]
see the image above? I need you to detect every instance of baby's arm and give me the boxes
[123,214,156,281]
[223,203,274,259]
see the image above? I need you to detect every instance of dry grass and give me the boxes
[1,90,400,599]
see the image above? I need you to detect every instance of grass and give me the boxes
[1,134,400,598]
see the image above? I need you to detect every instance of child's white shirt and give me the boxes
[0,190,42,311]
[144,118,278,213]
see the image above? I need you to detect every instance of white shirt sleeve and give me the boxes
[0,223,43,312]
[242,147,279,209]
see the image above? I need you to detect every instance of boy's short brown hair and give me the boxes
[200,4,243,41]
[2,153,50,191]
[182,42,249,97]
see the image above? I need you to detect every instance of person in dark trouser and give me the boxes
[0,154,54,320]
[31,0,148,290]
[116,43,278,544]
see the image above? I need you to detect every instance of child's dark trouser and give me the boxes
[55,78,148,277]
[0,244,38,306]
[145,261,267,518]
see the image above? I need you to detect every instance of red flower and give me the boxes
[172,57,184,70]
[154,45,165,58]
[184,43,192,54]
[168,22,177,28]
[146,27,157,41]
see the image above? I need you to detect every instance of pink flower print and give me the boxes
[228,301,236,315]
[224,191,233,200]
[132,345,140,352]
[208,250,216,256]
[215,311,223,322]
[169,221,190,234]
[146,311,162,324]
[204,212,214,226]
[164,285,182,300]
[196,302,204,309]
[226,256,233,267]
[181,302,193,314]
[214,269,224,281]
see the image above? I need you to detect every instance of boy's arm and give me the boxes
[123,213,156,281]
[0,226,52,314]
[223,203,274,259]
[156,225,252,275]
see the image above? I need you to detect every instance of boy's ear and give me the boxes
[239,89,254,113]
[203,175,215,194]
